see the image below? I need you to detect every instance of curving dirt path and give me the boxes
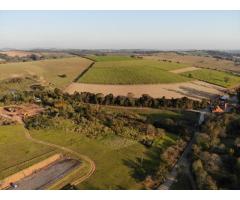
[24,129,96,188]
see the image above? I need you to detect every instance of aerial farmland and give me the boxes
[0,49,240,190]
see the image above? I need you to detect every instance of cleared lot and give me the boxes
[10,159,80,190]
[65,80,225,100]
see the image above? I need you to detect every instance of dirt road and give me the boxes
[24,129,96,188]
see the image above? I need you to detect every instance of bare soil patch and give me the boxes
[170,67,199,74]
[65,81,225,101]
[0,104,44,123]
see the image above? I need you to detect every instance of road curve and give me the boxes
[24,129,96,188]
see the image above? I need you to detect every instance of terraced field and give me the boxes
[0,57,92,88]
[78,60,189,84]
[181,69,240,88]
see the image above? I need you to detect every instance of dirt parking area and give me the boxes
[65,81,225,101]
[10,159,80,190]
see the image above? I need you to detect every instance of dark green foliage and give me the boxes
[192,113,240,189]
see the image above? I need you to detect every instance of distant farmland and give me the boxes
[181,69,240,88]
[0,57,92,88]
[78,60,189,84]
[86,55,137,62]
[143,52,240,74]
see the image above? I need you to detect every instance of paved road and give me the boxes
[158,111,206,190]
[10,159,80,190]
[24,129,96,188]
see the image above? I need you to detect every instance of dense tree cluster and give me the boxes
[192,113,240,189]
[65,91,208,110]
[0,87,208,110]
[0,53,43,63]
[143,139,187,189]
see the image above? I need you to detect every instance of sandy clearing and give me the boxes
[170,67,200,74]
[64,81,225,101]
[0,104,44,124]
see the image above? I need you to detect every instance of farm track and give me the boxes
[23,129,96,188]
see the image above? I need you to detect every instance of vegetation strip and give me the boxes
[73,62,95,82]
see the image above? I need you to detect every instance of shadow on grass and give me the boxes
[122,146,164,182]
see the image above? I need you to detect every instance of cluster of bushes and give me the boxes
[192,113,240,189]
[0,85,209,111]
[143,139,187,189]
[0,116,16,126]
[22,88,195,143]
[24,100,183,145]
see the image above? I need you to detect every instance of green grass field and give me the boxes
[31,127,176,189]
[101,106,183,122]
[28,108,180,190]
[79,60,190,84]
[181,68,240,88]
[86,55,137,62]
[0,57,92,88]
[0,125,54,179]
[28,107,188,189]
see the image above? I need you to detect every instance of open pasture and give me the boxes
[181,68,240,88]
[78,60,189,84]
[0,57,92,88]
